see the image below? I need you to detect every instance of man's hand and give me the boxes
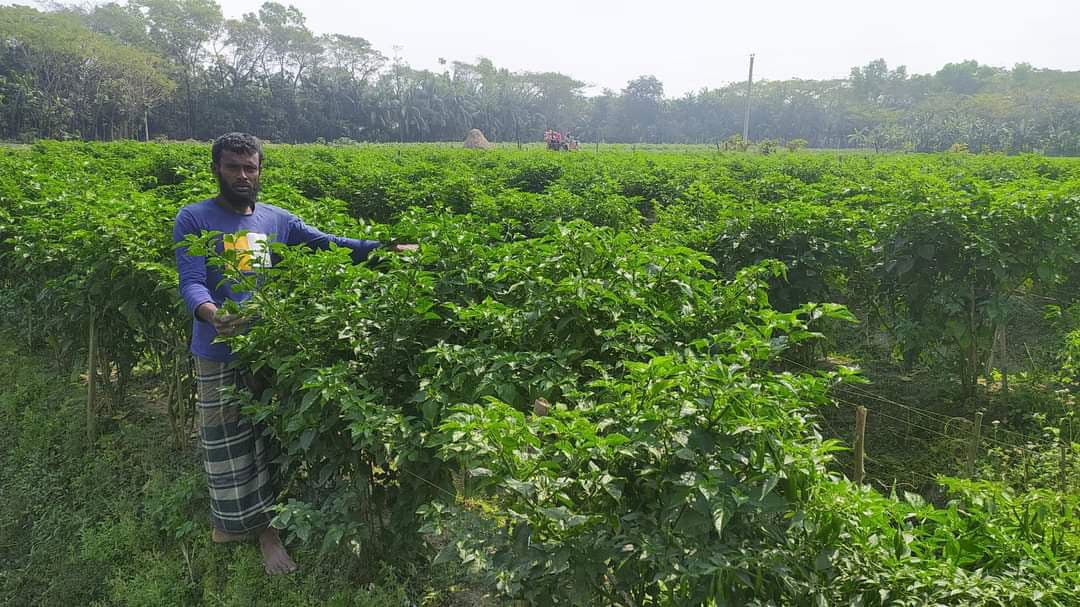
[196,302,247,336]
[386,243,419,252]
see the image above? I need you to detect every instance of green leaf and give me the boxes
[300,389,319,413]
[814,547,837,571]
[712,506,726,538]
[504,479,535,498]
[1037,262,1053,282]
[298,428,316,451]
[903,491,927,509]
[760,476,779,501]
[320,526,344,553]
[894,255,915,275]
[541,506,571,521]
[433,542,458,565]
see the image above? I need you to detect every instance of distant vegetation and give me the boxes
[2,2,1080,153]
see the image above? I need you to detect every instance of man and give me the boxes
[173,132,416,575]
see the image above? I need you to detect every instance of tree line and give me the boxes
[2,2,1080,154]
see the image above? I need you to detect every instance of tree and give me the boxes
[0,5,172,139]
[134,0,223,137]
[524,71,586,135]
[585,88,618,144]
[77,2,153,49]
[849,59,909,105]
[786,138,808,152]
[935,60,996,96]
[621,75,664,142]
[318,34,385,139]
[257,2,320,92]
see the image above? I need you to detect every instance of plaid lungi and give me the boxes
[194,356,277,533]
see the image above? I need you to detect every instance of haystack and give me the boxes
[463,128,492,149]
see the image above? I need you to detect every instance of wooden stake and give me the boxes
[1000,326,1008,394]
[86,314,97,442]
[965,412,983,478]
[968,282,977,399]
[1060,439,1069,494]
[854,406,867,485]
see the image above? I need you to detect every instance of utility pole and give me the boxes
[742,53,755,142]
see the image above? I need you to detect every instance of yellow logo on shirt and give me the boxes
[222,232,270,272]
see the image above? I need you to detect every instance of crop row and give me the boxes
[1,142,1078,604]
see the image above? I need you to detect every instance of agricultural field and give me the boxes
[1,142,1079,605]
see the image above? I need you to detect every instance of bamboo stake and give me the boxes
[965,412,983,478]
[1060,440,1069,494]
[1000,325,1008,394]
[86,314,97,442]
[968,282,977,400]
[854,406,867,485]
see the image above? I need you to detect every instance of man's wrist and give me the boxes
[195,302,218,323]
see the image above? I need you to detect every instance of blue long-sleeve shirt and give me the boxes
[173,198,379,362]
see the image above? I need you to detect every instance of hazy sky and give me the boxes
[18,0,1080,96]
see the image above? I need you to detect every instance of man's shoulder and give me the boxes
[255,202,294,218]
[176,198,218,218]
[173,199,218,239]
[255,203,301,230]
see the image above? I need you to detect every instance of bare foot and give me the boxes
[211,528,249,543]
[258,527,298,575]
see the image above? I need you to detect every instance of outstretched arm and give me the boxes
[286,215,381,263]
[286,215,418,261]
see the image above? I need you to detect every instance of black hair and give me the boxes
[211,132,263,166]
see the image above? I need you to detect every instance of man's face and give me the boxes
[212,150,261,206]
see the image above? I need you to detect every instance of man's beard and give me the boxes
[217,175,260,209]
